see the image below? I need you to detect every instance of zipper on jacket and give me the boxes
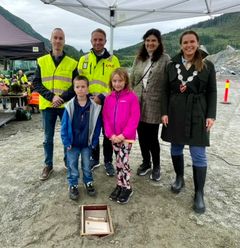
[52,67,57,94]
[90,63,92,74]
[102,63,105,75]
[113,92,120,134]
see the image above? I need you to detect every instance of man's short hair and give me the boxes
[91,28,106,38]
[51,28,65,39]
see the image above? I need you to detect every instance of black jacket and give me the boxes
[161,53,217,146]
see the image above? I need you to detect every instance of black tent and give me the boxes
[0,14,46,60]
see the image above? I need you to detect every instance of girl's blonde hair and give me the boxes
[109,68,130,91]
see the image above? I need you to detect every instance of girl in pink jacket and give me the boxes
[103,68,140,204]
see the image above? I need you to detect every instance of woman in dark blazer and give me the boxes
[130,29,170,182]
[161,30,217,214]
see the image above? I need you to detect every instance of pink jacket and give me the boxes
[103,89,140,140]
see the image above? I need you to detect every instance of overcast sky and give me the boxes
[1,0,210,52]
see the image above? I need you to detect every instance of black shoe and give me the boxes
[109,185,122,201]
[137,163,151,176]
[85,182,96,196]
[117,187,133,204]
[90,159,100,171]
[69,185,79,200]
[105,162,115,177]
[39,166,53,181]
[149,169,161,181]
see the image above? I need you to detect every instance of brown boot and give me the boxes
[39,166,53,181]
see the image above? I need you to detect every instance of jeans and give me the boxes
[67,146,92,186]
[171,144,207,167]
[42,108,65,167]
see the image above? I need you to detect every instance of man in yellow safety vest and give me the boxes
[33,28,78,181]
[78,28,120,176]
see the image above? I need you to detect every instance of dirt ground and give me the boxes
[0,75,240,248]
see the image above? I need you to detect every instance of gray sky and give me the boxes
[1,0,210,52]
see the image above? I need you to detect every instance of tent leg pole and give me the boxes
[110,25,114,55]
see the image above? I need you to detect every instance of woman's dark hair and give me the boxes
[136,28,164,62]
[179,30,204,71]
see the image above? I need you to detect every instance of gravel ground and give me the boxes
[0,75,240,248]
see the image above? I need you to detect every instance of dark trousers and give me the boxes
[137,121,160,168]
[92,132,113,164]
[91,104,113,164]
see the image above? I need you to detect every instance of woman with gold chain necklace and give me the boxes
[161,30,217,214]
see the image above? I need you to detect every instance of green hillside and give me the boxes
[115,12,240,66]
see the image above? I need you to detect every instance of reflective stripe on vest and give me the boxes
[38,54,77,110]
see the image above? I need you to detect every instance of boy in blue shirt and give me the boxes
[61,75,102,200]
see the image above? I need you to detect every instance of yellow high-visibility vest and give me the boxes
[38,54,77,110]
[17,74,28,84]
[78,51,120,95]
[1,78,10,85]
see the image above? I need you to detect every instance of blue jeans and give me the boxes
[171,144,207,167]
[67,146,93,186]
[42,108,65,167]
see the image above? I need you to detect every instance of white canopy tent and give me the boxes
[41,0,240,53]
